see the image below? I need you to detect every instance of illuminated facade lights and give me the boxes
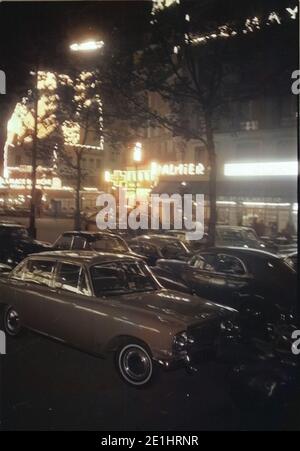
[224,161,298,177]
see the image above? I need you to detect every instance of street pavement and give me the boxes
[1,331,299,431]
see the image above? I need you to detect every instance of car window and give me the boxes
[91,236,128,253]
[0,227,29,241]
[55,235,73,250]
[56,263,82,293]
[243,230,258,241]
[216,254,246,275]
[72,236,87,250]
[129,243,143,254]
[196,254,217,272]
[189,255,206,269]
[11,227,29,240]
[24,260,56,287]
[161,242,186,259]
[90,261,158,296]
[142,243,159,258]
[218,229,244,241]
[11,260,28,280]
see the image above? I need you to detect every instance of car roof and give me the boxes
[28,250,139,266]
[133,234,182,242]
[0,223,24,229]
[61,231,121,240]
[216,225,255,231]
[198,246,280,259]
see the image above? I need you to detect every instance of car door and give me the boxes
[12,258,57,332]
[214,253,251,309]
[51,261,95,351]
[183,253,219,299]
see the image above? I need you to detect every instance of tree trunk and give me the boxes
[205,113,217,247]
[74,150,82,231]
[28,68,39,239]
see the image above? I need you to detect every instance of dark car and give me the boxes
[0,251,238,387]
[155,226,270,253]
[153,247,298,337]
[128,234,191,266]
[52,231,146,260]
[0,223,51,268]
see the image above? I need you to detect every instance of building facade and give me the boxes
[104,92,298,234]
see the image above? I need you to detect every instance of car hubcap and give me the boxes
[120,345,152,385]
[6,309,20,333]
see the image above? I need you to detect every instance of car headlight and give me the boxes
[220,319,240,334]
[173,331,194,353]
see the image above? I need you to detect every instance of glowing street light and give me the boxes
[133,142,143,163]
[70,40,104,53]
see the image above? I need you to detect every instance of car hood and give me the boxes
[115,289,237,326]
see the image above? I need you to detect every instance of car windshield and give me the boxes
[160,239,190,256]
[90,261,159,296]
[243,230,259,242]
[218,230,244,241]
[91,236,129,253]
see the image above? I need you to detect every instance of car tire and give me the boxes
[115,340,155,387]
[0,305,22,337]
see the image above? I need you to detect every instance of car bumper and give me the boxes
[155,327,242,372]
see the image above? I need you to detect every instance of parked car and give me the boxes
[0,251,238,387]
[52,231,146,261]
[128,234,191,266]
[159,226,269,253]
[0,223,51,267]
[212,226,268,250]
[261,236,297,257]
[153,247,298,338]
[84,210,147,240]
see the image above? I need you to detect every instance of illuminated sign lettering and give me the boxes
[105,162,206,185]
[224,161,298,177]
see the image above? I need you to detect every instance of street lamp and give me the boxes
[133,142,142,204]
[70,40,104,53]
[68,38,105,231]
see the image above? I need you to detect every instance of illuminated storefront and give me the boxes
[104,161,207,203]
[105,159,298,233]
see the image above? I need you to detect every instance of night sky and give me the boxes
[0,1,151,164]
